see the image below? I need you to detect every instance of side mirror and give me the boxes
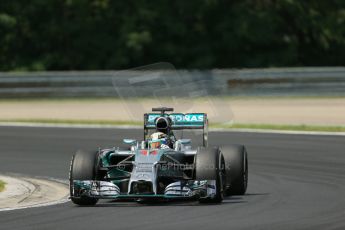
[180,139,191,145]
[123,139,137,145]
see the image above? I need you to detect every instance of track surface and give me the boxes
[0,126,344,230]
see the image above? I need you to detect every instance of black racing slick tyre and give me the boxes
[220,145,248,196]
[196,147,226,203]
[69,150,98,206]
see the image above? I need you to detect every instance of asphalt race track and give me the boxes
[0,126,345,230]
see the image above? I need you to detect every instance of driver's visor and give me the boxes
[150,140,161,149]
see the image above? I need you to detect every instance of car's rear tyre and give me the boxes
[196,147,226,203]
[221,145,248,196]
[69,150,99,206]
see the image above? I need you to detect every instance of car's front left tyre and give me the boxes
[195,147,226,203]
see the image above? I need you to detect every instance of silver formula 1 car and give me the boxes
[69,107,248,205]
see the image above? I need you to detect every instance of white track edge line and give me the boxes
[0,173,69,212]
[0,122,345,136]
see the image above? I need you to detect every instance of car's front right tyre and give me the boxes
[69,150,98,206]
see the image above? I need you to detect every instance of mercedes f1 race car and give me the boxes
[69,107,248,205]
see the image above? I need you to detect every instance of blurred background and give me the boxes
[1,0,345,70]
[0,0,344,131]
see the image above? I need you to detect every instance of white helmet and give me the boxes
[149,132,168,149]
[150,132,167,140]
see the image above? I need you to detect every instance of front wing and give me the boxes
[71,180,217,200]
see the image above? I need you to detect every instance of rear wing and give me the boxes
[144,113,207,130]
[144,113,208,146]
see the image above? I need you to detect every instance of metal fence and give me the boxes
[0,67,345,98]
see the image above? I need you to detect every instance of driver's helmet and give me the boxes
[149,132,168,149]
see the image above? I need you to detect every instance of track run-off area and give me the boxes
[0,126,344,230]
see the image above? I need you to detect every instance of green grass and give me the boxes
[1,119,345,132]
[218,123,345,132]
[0,180,6,192]
[0,119,142,126]
[0,98,120,103]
